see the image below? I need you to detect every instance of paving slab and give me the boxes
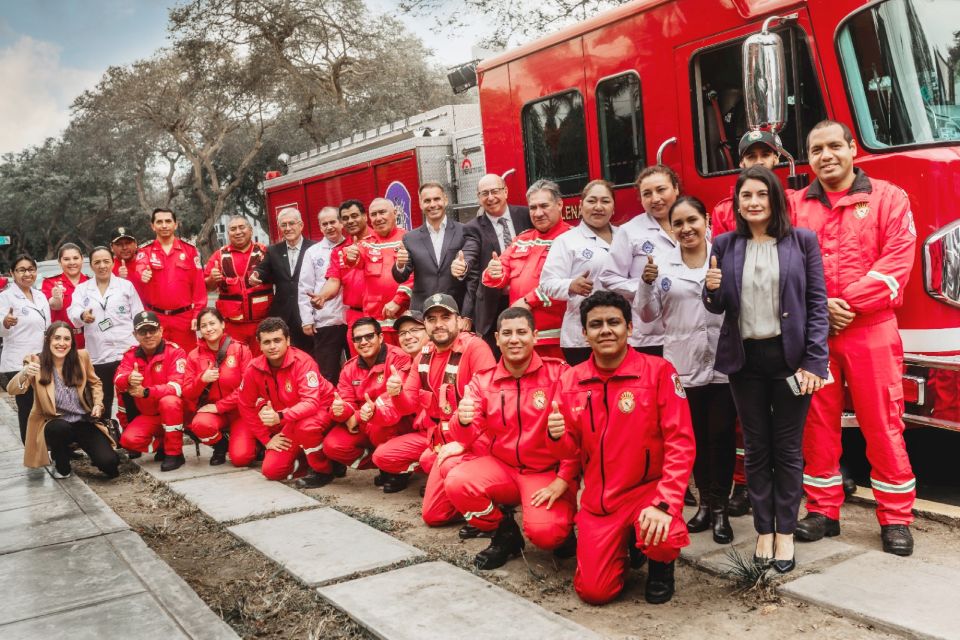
[781,551,960,640]
[679,506,756,561]
[319,561,602,640]
[229,507,425,586]
[0,493,103,554]
[0,591,189,640]
[0,449,31,480]
[134,444,248,482]
[167,469,318,523]
[106,530,239,639]
[698,536,855,576]
[58,473,130,534]
[0,471,64,512]
[0,536,145,625]
[0,422,21,452]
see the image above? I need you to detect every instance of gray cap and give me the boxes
[395,310,425,330]
[422,293,459,315]
[738,130,782,157]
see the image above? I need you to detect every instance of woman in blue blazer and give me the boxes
[703,166,829,573]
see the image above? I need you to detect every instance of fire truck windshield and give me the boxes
[838,0,960,150]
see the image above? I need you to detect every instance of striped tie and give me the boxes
[498,218,512,249]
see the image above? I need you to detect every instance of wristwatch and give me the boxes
[654,501,670,514]
[142,387,150,398]
[277,411,284,422]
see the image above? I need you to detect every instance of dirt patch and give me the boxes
[75,458,371,640]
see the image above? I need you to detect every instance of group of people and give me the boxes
[1,118,919,608]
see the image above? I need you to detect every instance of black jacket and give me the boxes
[392,217,467,311]
[255,237,316,328]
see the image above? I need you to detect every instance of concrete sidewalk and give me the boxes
[0,399,237,640]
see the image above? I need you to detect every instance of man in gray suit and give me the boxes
[392,182,466,313]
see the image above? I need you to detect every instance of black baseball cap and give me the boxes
[133,311,160,331]
[111,227,136,243]
[422,293,459,315]
[395,310,425,331]
[738,130,782,157]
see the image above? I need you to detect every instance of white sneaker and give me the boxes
[51,467,71,479]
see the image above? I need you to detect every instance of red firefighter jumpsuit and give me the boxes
[325,237,365,357]
[113,255,147,302]
[204,242,274,354]
[444,354,579,550]
[481,222,570,359]
[791,169,917,525]
[42,272,90,348]
[236,347,336,480]
[134,238,206,350]
[373,331,496,525]
[115,341,188,455]
[323,344,414,469]
[549,350,695,605]
[342,229,413,343]
[183,337,252,447]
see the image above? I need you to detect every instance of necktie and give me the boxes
[498,218,513,250]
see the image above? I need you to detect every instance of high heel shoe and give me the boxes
[686,502,711,533]
[753,536,773,566]
[771,556,796,573]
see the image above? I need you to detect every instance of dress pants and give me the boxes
[312,323,347,385]
[45,419,119,476]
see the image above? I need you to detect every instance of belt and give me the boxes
[348,305,363,312]
[218,294,243,301]
[148,304,194,316]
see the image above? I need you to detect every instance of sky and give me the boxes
[0,0,485,156]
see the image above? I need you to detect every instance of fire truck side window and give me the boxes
[521,90,589,195]
[596,73,646,186]
[691,27,827,175]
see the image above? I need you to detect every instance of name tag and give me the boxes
[98,318,114,332]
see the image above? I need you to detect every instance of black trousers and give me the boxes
[288,314,313,353]
[312,324,348,385]
[562,347,593,366]
[633,344,664,357]
[4,372,34,443]
[686,383,737,504]
[92,361,120,422]
[729,337,811,535]
[44,419,119,477]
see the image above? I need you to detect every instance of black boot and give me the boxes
[552,530,577,559]
[728,484,750,517]
[459,524,494,540]
[684,486,697,506]
[160,453,185,472]
[382,472,410,494]
[880,525,914,556]
[153,446,165,462]
[686,501,711,533]
[711,502,734,544]
[474,512,525,570]
[125,449,142,460]
[295,470,335,489]
[628,528,647,569]
[795,513,841,541]
[374,470,388,487]
[645,560,675,604]
[209,436,228,466]
[843,476,858,499]
[331,461,347,478]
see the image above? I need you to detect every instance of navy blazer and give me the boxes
[703,229,829,378]
[392,216,467,311]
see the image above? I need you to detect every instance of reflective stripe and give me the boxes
[285,458,301,480]
[405,461,420,473]
[536,328,561,339]
[303,443,324,455]
[199,435,219,444]
[534,287,551,307]
[803,473,844,488]
[867,270,900,299]
[168,381,182,397]
[735,448,745,457]
[463,501,496,521]
[444,364,459,375]
[870,477,916,494]
[163,424,183,433]
[350,449,371,469]
[418,363,430,373]
[397,286,413,297]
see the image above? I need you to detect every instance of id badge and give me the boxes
[98,318,114,332]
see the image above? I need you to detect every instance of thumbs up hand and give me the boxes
[209,266,223,283]
[118,264,128,278]
[705,255,722,292]
[385,364,403,397]
[259,400,280,426]
[395,245,409,270]
[343,244,360,264]
[4,307,18,329]
[141,267,153,284]
[128,362,144,387]
[200,362,220,383]
[247,271,262,286]
[358,393,376,422]
[81,308,95,324]
[21,358,40,381]
[485,251,503,280]
[641,254,659,285]
[451,250,468,279]
[331,391,345,418]
[51,281,65,299]
[547,401,565,440]
[458,392,476,425]
[569,270,594,296]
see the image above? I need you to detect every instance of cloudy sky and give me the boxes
[0,0,483,156]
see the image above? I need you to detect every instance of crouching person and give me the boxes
[445,307,578,569]
[236,317,337,486]
[115,312,188,472]
[549,291,695,605]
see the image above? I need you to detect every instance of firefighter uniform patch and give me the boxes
[618,391,635,413]
[854,203,870,219]
[376,372,384,384]
[306,371,319,388]
[285,380,294,393]
[533,390,546,410]
[175,359,185,374]
[672,373,686,398]
[226,355,236,367]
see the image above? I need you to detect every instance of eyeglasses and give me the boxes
[478,187,505,198]
[278,221,301,229]
[136,327,159,336]
[352,332,378,344]
[398,327,425,338]
[14,267,37,274]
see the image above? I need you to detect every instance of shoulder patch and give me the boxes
[306,371,319,388]
[176,359,186,374]
[672,372,686,399]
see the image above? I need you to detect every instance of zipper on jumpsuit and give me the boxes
[514,379,523,468]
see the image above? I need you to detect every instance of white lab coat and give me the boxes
[0,286,50,372]
[635,244,726,387]
[298,238,346,329]
[67,276,143,365]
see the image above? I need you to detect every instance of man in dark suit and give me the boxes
[452,173,532,351]
[249,207,316,352]
[393,183,466,311]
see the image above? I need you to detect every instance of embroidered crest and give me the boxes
[376,372,384,384]
[118,226,126,235]
[661,277,672,292]
[672,373,686,398]
[226,355,236,367]
[429,293,444,306]
[179,252,186,260]
[533,390,547,410]
[618,391,635,413]
[315,256,326,268]
[193,255,201,268]
[175,359,185,374]
[306,371,319,388]
[352,380,361,385]
[641,240,655,255]
[117,305,126,313]
[20,307,27,316]
[581,248,594,260]
[747,130,763,141]
[854,203,870,219]
[136,251,144,261]
[285,380,293,393]
[82,296,90,306]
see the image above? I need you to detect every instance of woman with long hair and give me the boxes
[183,307,252,466]
[42,243,89,348]
[6,321,119,478]
[704,165,829,572]
[637,196,737,544]
[0,255,51,441]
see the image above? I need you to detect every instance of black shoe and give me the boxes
[771,556,796,573]
[474,513,525,570]
[880,524,914,556]
[711,504,734,544]
[382,472,410,494]
[102,466,120,480]
[795,513,841,542]
[209,437,228,466]
[159,454,185,472]
[153,447,166,462]
[420,484,426,497]
[645,560,675,604]
[627,528,647,569]
[843,477,858,499]
[125,449,142,460]
[728,484,751,517]
[295,470,335,489]
[686,502,711,533]
[458,524,495,540]
[552,530,577,559]
[684,486,697,506]
[254,444,265,462]
[331,461,347,478]
[374,470,388,487]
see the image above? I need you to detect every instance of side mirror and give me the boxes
[743,18,788,133]
[924,221,960,309]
